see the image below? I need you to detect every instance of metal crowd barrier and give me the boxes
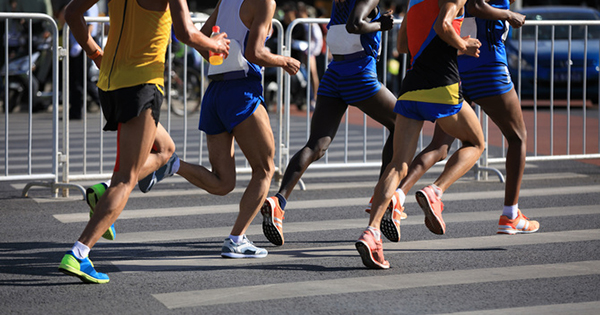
[0,13,83,197]
[2,13,599,199]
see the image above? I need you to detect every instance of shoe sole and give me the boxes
[380,208,400,242]
[497,228,540,235]
[220,252,268,259]
[261,201,284,246]
[58,265,109,284]
[86,187,116,241]
[355,241,390,269]
[415,190,445,235]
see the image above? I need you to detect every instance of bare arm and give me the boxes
[64,0,103,66]
[467,0,525,28]
[169,0,229,58]
[239,0,300,75]
[397,16,408,54]
[434,0,480,56]
[347,0,393,34]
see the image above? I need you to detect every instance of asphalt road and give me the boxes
[1,109,600,314]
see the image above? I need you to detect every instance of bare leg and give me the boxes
[399,123,455,195]
[277,95,348,199]
[137,123,176,179]
[278,86,397,199]
[475,88,526,206]
[78,109,158,248]
[433,103,485,192]
[229,105,275,235]
[177,132,237,196]
[368,114,423,230]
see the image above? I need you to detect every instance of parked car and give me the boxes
[505,6,600,104]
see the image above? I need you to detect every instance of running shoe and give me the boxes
[58,251,110,284]
[380,204,405,243]
[415,185,446,235]
[355,229,390,269]
[86,182,116,241]
[365,193,408,220]
[261,196,285,246]
[138,152,179,193]
[497,210,540,234]
[221,235,268,258]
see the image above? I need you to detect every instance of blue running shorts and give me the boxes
[395,100,463,122]
[460,62,514,101]
[317,57,381,104]
[199,78,264,135]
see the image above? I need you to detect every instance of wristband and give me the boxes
[87,49,102,60]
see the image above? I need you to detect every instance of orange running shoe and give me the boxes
[416,185,446,235]
[355,229,390,269]
[497,210,540,234]
[365,192,408,220]
[381,204,405,242]
[261,196,285,245]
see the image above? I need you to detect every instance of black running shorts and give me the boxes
[99,84,163,131]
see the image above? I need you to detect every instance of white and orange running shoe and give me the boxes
[355,229,390,269]
[416,185,446,235]
[497,210,540,234]
[365,191,408,220]
[261,196,285,245]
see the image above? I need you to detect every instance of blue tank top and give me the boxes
[325,0,382,75]
[458,0,510,72]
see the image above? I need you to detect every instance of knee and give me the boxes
[211,180,235,196]
[506,128,527,147]
[305,139,330,161]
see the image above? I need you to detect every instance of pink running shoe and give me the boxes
[261,196,285,245]
[415,185,446,235]
[380,204,405,242]
[497,210,540,234]
[365,192,408,220]
[355,229,390,269]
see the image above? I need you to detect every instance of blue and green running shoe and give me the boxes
[58,251,110,284]
[138,152,179,193]
[86,182,116,240]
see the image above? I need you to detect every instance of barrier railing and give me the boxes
[0,13,83,197]
[479,20,600,179]
[2,14,599,198]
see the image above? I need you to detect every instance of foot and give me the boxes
[221,236,268,258]
[86,182,116,240]
[261,196,285,246]
[497,210,540,234]
[138,152,179,193]
[380,204,404,243]
[58,251,110,284]
[355,229,390,269]
[415,185,446,235]
[365,193,408,220]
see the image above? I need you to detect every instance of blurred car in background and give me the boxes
[506,6,600,104]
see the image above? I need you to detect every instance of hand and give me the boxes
[507,11,525,29]
[461,36,481,58]
[283,57,301,76]
[92,56,102,68]
[378,10,394,32]
[211,32,230,59]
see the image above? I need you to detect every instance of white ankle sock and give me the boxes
[367,226,381,240]
[105,179,111,187]
[229,234,243,243]
[503,204,519,219]
[71,241,90,260]
[396,189,406,207]
[431,184,443,198]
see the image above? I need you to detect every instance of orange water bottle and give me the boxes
[209,26,224,66]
